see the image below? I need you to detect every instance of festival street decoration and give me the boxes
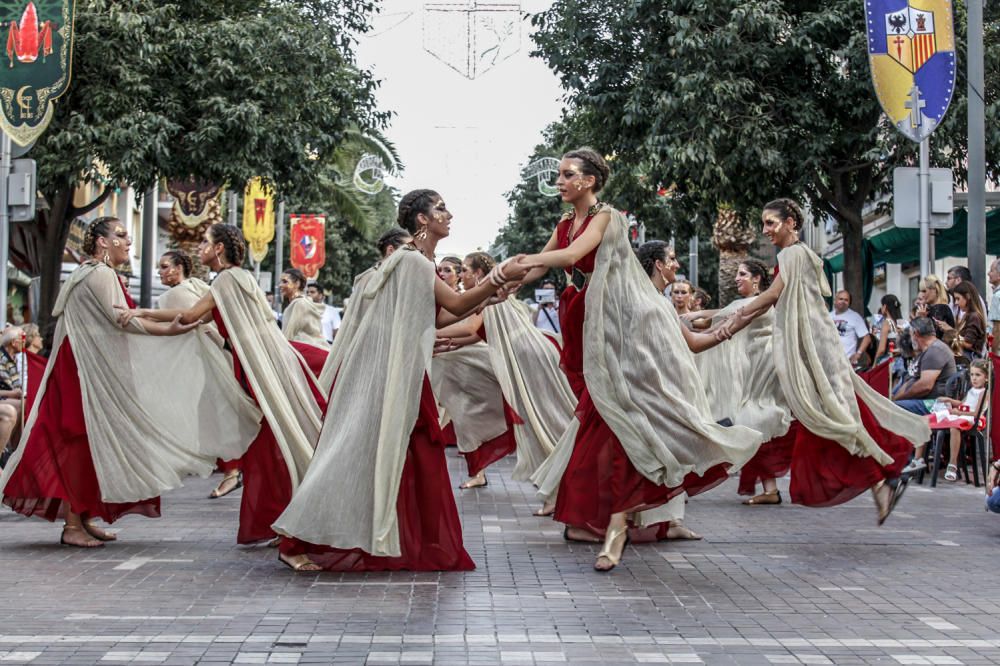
[242,177,275,264]
[0,0,76,146]
[423,2,520,80]
[864,0,956,142]
[164,178,223,278]
[352,153,388,195]
[290,214,326,280]
[524,157,560,197]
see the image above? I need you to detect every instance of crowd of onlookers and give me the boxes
[0,323,45,468]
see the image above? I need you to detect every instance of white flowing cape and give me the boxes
[158,278,224,348]
[211,268,322,489]
[282,297,330,349]
[483,299,575,480]
[273,248,436,557]
[0,263,262,503]
[773,244,928,459]
[431,343,509,453]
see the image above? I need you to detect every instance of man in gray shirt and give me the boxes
[893,317,956,415]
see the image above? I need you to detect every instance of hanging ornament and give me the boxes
[524,157,561,197]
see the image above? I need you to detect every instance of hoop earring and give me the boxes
[103,252,111,265]
[415,227,428,242]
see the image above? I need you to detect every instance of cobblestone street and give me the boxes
[1,452,997,665]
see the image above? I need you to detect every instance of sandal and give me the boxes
[209,472,242,499]
[459,474,488,490]
[742,490,781,505]
[533,502,555,517]
[944,464,958,482]
[279,553,321,572]
[594,526,629,572]
[60,525,104,549]
[875,478,908,526]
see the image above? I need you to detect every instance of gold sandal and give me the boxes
[742,490,781,505]
[594,526,629,572]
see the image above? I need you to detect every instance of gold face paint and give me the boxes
[112,239,121,247]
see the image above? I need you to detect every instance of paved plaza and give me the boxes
[0,451,997,665]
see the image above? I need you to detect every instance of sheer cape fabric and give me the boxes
[582,206,763,487]
[694,298,792,441]
[431,343,509,453]
[282,297,330,349]
[158,278,224,348]
[318,266,377,394]
[483,298,575,479]
[273,248,436,557]
[773,243,929,459]
[211,268,322,489]
[0,262,262,503]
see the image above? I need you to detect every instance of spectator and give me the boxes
[873,294,907,364]
[21,324,42,354]
[926,303,957,347]
[306,282,340,343]
[376,227,412,259]
[945,265,987,321]
[919,274,949,307]
[670,279,693,315]
[830,290,871,367]
[988,258,1000,354]
[534,280,560,334]
[951,282,987,360]
[893,316,957,415]
[905,358,989,478]
[0,327,24,392]
[987,458,1000,514]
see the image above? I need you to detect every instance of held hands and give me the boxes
[166,315,200,335]
[433,337,459,356]
[114,304,145,328]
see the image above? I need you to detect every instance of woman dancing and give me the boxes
[279,268,330,377]
[517,149,762,571]
[1,218,261,547]
[273,189,533,571]
[119,224,324,545]
[719,199,929,520]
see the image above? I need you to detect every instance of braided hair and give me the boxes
[207,223,246,267]
[636,240,670,277]
[82,216,119,257]
[739,258,772,291]
[562,147,611,193]
[376,227,412,257]
[762,198,805,231]
[397,189,440,234]
[464,251,496,277]
[161,250,193,278]
[282,268,307,292]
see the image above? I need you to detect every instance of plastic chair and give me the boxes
[917,370,989,487]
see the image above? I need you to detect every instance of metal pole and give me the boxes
[0,131,10,325]
[688,235,699,288]
[228,192,238,226]
[140,185,157,308]
[918,138,931,277]
[273,201,285,312]
[967,0,986,294]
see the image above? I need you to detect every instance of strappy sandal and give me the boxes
[875,478,907,526]
[278,554,321,572]
[594,526,629,572]
[944,464,958,482]
[209,472,242,499]
[742,490,781,505]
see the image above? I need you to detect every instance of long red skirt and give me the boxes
[737,424,799,496]
[2,339,160,523]
[553,389,729,535]
[280,375,475,571]
[460,402,520,476]
[290,341,328,380]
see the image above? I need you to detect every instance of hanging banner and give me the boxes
[0,1,76,146]
[242,177,274,264]
[864,0,956,143]
[290,214,326,279]
[524,157,560,197]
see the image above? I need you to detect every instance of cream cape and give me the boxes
[773,243,929,460]
[0,263,262,503]
[431,342,509,454]
[318,265,378,394]
[273,248,437,556]
[694,298,792,441]
[158,278,224,348]
[281,297,330,349]
[210,268,322,489]
[483,298,575,480]
[582,206,763,487]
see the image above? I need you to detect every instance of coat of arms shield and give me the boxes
[0,0,75,146]
[864,0,956,142]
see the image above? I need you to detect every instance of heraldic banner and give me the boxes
[0,0,76,146]
[864,0,956,143]
[242,177,275,264]
[290,214,326,280]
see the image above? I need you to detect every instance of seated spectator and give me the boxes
[987,458,1000,514]
[947,282,987,361]
[926,303,959,350]
[893,316,956,415]
[829,290,871,368]
[904,359,989,478]
[20,324,42,354]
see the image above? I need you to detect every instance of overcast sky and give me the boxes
[355,0,563,257]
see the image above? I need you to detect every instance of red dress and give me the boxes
[280,309,474,571]
[2,280,161,523]
[212,310,327,543]
[552,214,729,536]
[290,341,328,379]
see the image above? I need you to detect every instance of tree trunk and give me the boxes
[717,251,744,308]
[37,188,73,346]
[839,216,865,316]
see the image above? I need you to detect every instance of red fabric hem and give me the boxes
[290,341,328,380]
[459,400,520,476]
[737,424,798,496]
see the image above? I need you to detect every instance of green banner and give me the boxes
[0,0,75,146]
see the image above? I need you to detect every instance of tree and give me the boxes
[530,0,1000,313]
[10,0,388,336]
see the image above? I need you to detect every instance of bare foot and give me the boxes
[209,472,242,499]
[563,526,602,543]
[459,471,487,490]
[665,521,702,540]
[533,502,555,517]
[60,526,104,548]
[279,553,321,572]
[83,521,118,542]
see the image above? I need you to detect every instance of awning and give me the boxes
[826,207,1000,273]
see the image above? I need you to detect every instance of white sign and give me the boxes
[892,167,954,229]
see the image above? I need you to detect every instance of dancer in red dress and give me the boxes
[517,149,762,571]
[718,199,930,521]
[273,189,533,571]
[1,217,261,547]
[120,224,324,545]
[278,268,330,378]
